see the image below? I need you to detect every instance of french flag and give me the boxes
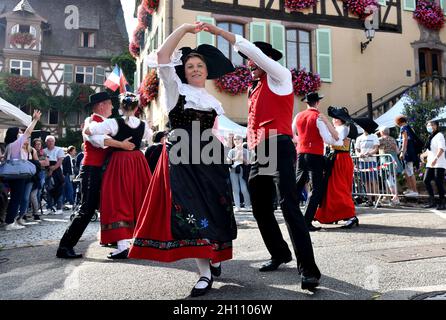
[104,65,131,93]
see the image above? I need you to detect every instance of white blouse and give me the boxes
[147,50,224,115]
[233,34,293,96]
[89,116,152,142]
[427,132,446,169]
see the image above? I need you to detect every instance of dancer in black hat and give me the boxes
[57,92,136,259]
[315,106,359,229]
[128,23,237,298]
[199,22,321,291]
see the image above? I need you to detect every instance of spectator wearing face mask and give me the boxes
[420,120,446,210]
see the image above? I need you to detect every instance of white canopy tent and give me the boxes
[375,95,413,129]
[0,97,32,143]
[213,114,247,139]
[0,97,32,129]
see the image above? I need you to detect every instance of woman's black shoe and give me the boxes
[341,217,359,229]
[210,262,221,277]
[191,276,213,297]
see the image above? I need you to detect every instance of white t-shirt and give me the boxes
[427,132,446,169]
[355,133,379,162]
[44,146,64,162]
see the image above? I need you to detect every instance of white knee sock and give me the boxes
[210,260,221,268]
[194,258,212,289]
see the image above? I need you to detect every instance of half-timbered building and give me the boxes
[134,0,446,129]
[0,0,128,136]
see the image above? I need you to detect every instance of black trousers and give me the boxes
[249,136,320,278]
[296,153,325,225]
[424,167,445,199]
[59,165,102,249]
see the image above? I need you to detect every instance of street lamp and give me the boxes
[360,28,375,54]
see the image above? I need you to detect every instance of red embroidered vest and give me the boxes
[247,74,294,149]
[295,109,324,155]
[83,114,109,167]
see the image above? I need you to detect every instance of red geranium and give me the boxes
[143,0,159,14]
[284,0,317,11]
[139,69,159,107]
[10,32,35,46]
[413,0,445,31]
[137,4,151,28]
[290,68,321,96]
[214,65,253,96]
[129,42,140,58]
[343,0,378,19]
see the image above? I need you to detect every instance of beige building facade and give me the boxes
[135,0,446,129]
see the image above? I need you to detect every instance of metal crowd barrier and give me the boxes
[352,153,399,209]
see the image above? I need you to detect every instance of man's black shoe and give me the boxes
[307,223,321,232]
[107,249,129,260]
[301,276,320,291]
[259,257,292,272]
[56,247,82,259]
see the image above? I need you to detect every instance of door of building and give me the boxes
[419,48,443,79]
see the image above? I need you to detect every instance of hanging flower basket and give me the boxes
[10,32,35,46]
[139,69,159,107]
[343,0,378,19]
[290,68,321,96]
[137,4,151,28]
[284,0,317,11]
[129,41,140,58]
[143,0,160,14]
[413,0,445,31]
[214,65,253,96]
[132,24,146,45]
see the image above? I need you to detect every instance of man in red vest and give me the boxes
[57,92,135,259]
[293,92,343,231]
[200,22,321,290]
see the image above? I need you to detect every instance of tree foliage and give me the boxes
[403,97,442,142]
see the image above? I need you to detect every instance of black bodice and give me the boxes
[113,117,145,150]
[168,95,217,132]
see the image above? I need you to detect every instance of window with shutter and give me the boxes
[286,29,311,71]
[217,22,245,65]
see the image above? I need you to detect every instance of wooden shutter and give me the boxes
[64,64,73,83]
[403,0,416,11]
[196,16,215,46]
[95,66,105,85]
[316,28,332,82]
[441,0,446,15]
[250,22,267,42]
[270,23,286,66]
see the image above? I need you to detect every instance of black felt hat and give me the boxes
[328,106,352,123]
[85,92,112,109]
[301,92,324,103]
[175,44,235,83]
[353,117,379,135]
[238,41,283,61]
[328,106,359,139]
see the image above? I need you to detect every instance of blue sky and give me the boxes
[121,0,137,39]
